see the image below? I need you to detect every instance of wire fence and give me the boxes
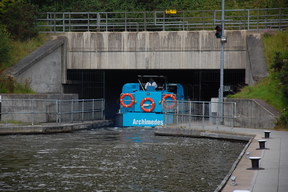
[162,100,236,128]
[0,99,105,125]
[38,8,288,33]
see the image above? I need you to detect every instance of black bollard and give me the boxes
[258,139,267,149]
[264,131,271,138]
[249,157,261,169]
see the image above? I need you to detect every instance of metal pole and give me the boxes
[218,0,225,125]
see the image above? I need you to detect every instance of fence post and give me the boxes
[97,13,100,31]
[233,102,236,128]
[53,13,56,32]
[202,101,205,129]
[247,9,250,30]
[71,99,73,123]
[56,100,59,124]
[105,13,108,31]
[102,99,105,120]
[92,99,95,120]
[31,99,34,126]
[144,12,147,31]
[69,13,71,31]
[162,11,165,31]
[125,12,127,31]
[82,99,84,121]
[189,101,192,128]
[278,9,282,30]
[88,12,90,31]
[63,13,65,32]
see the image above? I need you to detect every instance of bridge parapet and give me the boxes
[39,8,288,33]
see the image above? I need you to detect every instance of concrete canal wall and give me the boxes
[0,94,78,123]
[0,120,112,135]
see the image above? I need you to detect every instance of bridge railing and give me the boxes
[38,8,288,33]
[163,100,237,128]
[0,99,105,125]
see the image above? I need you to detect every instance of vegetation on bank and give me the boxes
[230,31,288,128]
[0,33,49,93]
[0,1,44,93]
[27,0,287,12]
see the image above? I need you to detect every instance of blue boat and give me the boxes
[117,75,184,127]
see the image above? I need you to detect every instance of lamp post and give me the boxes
[218,0,226,125]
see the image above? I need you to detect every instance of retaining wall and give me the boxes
[0,94,78,123]
[225,98,279,129]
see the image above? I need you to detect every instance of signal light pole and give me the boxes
[218,0,226,125]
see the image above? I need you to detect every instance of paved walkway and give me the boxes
[156,125,288,192]
[220,127,288,192]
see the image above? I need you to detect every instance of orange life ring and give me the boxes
[140,97,155,112]
[120,93,135,108]
[162,94,177,109]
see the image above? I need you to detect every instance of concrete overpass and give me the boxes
[63,30,266,84]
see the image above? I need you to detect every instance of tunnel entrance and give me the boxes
[64,69,245,119]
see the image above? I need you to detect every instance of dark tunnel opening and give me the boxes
[64,69,245,120]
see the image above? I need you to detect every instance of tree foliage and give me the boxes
[0,1,39,41]
[270,51,288,128]
[27,0,288,12]
[0,25,12,69]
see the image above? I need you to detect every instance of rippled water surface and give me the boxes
[0,128,245,191]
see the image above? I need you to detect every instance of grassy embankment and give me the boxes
[229,31,288,128]
[0,34,50,93]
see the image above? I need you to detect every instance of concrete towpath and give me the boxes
[0,120,112,135]
[221,127,288,192]
[155,125,288,192]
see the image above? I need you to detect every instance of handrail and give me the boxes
[38,8,288,33]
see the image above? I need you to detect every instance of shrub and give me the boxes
[0,25,12,69]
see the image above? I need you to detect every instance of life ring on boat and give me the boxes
[162,94,177,109]
[120,93,135,108]
[140,97,155,112]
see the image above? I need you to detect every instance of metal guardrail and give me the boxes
[163,100,236,128]
[38,8,288,32]
[0,99,105,125]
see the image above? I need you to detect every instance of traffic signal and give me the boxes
[215,25,222,38]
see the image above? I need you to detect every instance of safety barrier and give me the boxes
[162,100,236,128]
[38,8,288,32]
[0,99,105,125]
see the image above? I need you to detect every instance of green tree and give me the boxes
[271,52,288,128]
[1,1,39,41]
[0,25,12,70]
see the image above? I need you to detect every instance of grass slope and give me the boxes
[231,31,288,112]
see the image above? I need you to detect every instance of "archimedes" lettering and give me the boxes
[132,119,163,126]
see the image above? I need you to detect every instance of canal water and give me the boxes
[0,127,245,192]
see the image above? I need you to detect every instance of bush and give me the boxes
[0,25,12,69]
[1,1,39,41]
[271,53,288,128]
[0,74,34,93]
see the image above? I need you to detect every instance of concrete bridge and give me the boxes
[64,31,266,82]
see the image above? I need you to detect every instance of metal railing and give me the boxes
[38,8,288,33]
[163,100,236,128]
[0,99,105,125]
